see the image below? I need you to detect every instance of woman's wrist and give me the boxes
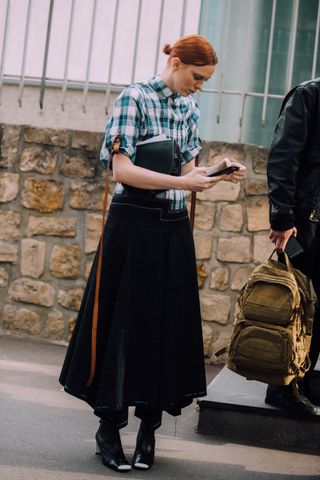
[175,175,188,190]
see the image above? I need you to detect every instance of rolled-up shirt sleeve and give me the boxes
[181,101,201,164]
[100,87,143,168]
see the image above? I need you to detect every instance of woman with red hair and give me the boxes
[60,34,245,472]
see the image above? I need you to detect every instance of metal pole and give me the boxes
[311,0,320,79]
[39,0,55,110]
[154,0,165,74]
[0,0,10,104]
[61,0,76,111]
[18,0,33,107]
[238,0,253,141]
[180,0,187,37]
[105,0,120,114]
[131,0,143,84]
[286,0,299,92]
[216,0,231,124]
[82,0,98,113]
[261,0,277,127]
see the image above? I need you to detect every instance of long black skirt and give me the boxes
[59,195,207,417]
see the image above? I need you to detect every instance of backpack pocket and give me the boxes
[229,322,292,374]
[242,278,297,325]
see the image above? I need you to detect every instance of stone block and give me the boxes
[85,213,102,253]
[248,145,268,174]
[70,180,105,210]
[60,153,96,178]
[210,266,229,290]
[19,146,58,174]
[202,322,213,357]
[220,204,243,232]
[217,237,251,263]
[28,216,76,237]
[254,234,272,264]
[58,287,84,311]
[195,203,215,230]
[231,266,254,290]
[3,304,41,336]
[0,242,18,263]
[0,173,19,203]
[197,181,240,202]
[197,263,208,289]
[0,125,21,168]
[202,142,245,166]
[50,244,81,279]
[71,130,103,151]
[43,309,66,340]
[194,234,213,260]
[247,198,269,231]
[200,292,231,324]
[9,278,55,306]
[244,178,268,196]
[21,178,64,213]
[21,239,46,278]
[0,211,21,240]
[24,127,69,147]
[0,267,8,287]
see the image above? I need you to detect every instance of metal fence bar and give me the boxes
[286,0,299,92]
[180,0,187,37]
[261,0,277,127]
[238,0,253,141]
[39,0,55,110]
[0,0,10,104]
[18,0,32,107]
[61,0,76,111]
[131,0,143,83]
[312,0,320,79]
[154,0,165,74]
[82,0,98,113]
[216,0,231,124]
[105,0,120,114]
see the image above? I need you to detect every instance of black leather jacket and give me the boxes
[268,78,320,231]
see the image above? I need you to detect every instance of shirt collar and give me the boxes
[149,74,180,100]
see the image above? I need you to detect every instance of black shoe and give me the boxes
[298,376,320,406]
[132,421,155,470]
[95,419,131,472]
[265,382,318,415]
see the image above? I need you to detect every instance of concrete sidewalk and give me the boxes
[0,335,319,480]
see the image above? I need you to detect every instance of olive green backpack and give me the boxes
[227,252,316,385]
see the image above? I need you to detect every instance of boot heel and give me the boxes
[96,441,102,455]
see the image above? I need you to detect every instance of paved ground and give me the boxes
[0,335,319,480]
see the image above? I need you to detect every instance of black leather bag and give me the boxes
[122,138,182,197]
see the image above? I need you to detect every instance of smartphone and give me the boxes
[207,165,240,177]
[285,236,304,259]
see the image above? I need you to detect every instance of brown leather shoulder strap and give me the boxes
[85,136,121,386]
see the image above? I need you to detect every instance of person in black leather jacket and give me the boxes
[266,77,320,415]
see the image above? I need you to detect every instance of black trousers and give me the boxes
[94,405,162,430]
[290,218,320,378]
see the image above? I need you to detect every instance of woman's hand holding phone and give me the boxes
[205,157,246,183]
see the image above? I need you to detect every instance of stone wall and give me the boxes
[0,124,270,363]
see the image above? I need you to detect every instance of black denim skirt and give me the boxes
[59,195,207,417]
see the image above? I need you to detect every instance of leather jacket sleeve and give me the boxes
[267,86,315,231]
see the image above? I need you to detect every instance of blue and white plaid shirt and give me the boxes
[100,74,202,210]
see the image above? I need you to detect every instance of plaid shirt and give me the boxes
[100,74,201,210]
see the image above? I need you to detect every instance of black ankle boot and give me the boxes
[132,421,155,470]
[298,375,320,406]
[95,419,131,472]
[265,381,318,415]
